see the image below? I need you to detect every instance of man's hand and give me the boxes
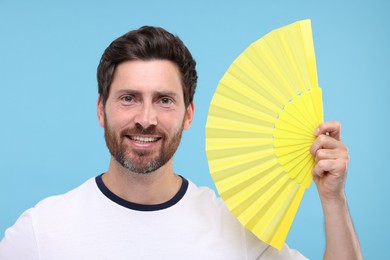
[310,120,349,202]
[310,121,362,260]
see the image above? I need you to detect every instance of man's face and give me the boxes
[98,59,194,174]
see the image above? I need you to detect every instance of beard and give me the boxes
[103,115,184,174]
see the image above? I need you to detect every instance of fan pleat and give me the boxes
[233,53,289,106]
[211,152,277,183]
[207,144,274,162]
[234,178,288,228]
[278,30,311,92]
[208,108,276,130]
[249,179,298,232]
[220,163,282,205]
[299,23,318,88]
[206,138,273,151]
[222,65,286,110]
[210,93,278,123]
[243,174,293,230]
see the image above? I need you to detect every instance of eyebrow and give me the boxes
[115,89,180,98]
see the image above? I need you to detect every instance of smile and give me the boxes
[129,136,160,143]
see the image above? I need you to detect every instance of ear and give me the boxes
[97,96,105,128]
[183,101,195,130]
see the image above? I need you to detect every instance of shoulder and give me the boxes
[15,177,98,225]
[184,180,227,209]
[180,179,239,226]
[3,176,98,236]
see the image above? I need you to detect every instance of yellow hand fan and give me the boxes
[205,19,323,250]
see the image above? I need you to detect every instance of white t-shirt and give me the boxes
[0,175,307,259]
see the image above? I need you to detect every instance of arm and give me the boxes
[310,121,362,260]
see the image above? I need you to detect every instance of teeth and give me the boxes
[131,136,159,143]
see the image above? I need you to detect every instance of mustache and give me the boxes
[120,124,164,137]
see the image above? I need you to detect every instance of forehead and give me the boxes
[110,59,183,95]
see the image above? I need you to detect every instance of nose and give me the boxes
[134,102,157,128]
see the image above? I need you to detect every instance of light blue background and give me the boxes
[1,0,388,258]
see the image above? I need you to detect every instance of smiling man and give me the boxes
[0,26,361,259]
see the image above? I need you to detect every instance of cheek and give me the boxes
[158,112,183,131]
[104,111,131,133]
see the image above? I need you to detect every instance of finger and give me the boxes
[312,160,333,178]
[310,134,343,156]
[312,159,348,178]
[314,149,344,163]
[312,159,337,178]
[315,120,341,141]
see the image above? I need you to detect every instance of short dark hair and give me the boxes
[97,26,197,107]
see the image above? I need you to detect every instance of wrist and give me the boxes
[320,192,348,212]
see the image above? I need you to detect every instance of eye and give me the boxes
[160,97,173,105]
[158,97,175,109]
[120,95,135,104]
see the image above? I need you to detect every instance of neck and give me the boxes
[102,157,182,205]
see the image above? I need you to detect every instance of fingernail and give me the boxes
[314,128,320,136]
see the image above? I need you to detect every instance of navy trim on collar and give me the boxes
[95,174,188,211]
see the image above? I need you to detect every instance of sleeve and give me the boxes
[0,210,40,260]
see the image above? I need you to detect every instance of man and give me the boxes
[0,26,361,259]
